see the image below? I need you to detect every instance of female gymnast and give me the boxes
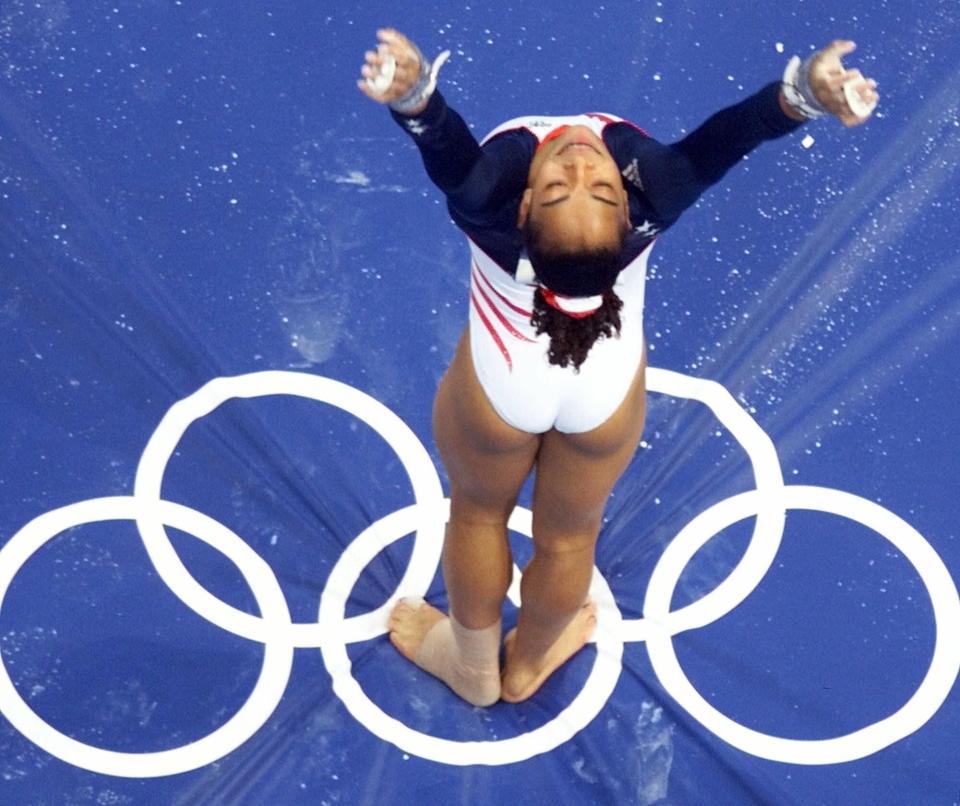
[357,29,878,705]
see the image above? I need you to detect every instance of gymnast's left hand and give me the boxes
[356,28,427,113]
[807,40,879,127]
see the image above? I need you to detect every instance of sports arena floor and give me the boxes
[2,2,958,804]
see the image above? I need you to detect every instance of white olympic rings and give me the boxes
[0,369,957,777]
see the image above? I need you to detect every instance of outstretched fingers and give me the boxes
[823,38,858,60]
[356,28,423,103]
[808,39,879,126]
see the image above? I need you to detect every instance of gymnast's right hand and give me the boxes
[357,29,425,108]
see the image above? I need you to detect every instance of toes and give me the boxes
[388,604,409,629]
[388,600,421,635]
[389,599,418,622]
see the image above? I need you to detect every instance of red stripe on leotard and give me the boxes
[470,289,512,371]
[471,267,536,343]
[472,261,533,318]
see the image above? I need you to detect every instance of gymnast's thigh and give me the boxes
[531,355,647,541]
[433,328,541,517]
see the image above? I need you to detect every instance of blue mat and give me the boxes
[2,3,958,804]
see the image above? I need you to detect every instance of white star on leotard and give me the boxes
[634,220,659,238]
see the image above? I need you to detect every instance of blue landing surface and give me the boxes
[1,2,959,804]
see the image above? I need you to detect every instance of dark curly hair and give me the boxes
[523,219,628,371]
[532,287,623,370]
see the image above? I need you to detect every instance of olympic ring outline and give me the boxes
[133,372,446,648]
[317,499,625,766]
[0,497,295,778]
[0,369,956,777]
[643,485,960,765]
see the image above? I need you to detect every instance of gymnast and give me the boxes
[357,29,878,705]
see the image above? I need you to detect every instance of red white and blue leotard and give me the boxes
[468,112,650,433]
[391,85,803,433]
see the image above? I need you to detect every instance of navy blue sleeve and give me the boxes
[389,91,481,195]
[390,92,532,231]
[606,81,804,228]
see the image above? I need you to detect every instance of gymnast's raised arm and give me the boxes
[605,39,879,225]
[357,28,529,227]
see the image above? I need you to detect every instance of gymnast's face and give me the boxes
[518,125,630,250]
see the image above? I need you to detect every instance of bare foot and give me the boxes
[500,599,598,703]
[388,598,446,661]
[388,598,502,707]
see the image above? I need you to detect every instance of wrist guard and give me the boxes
[389,45,451,115]
[781,54,829,120]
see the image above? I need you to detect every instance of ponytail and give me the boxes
[531,288,623,371]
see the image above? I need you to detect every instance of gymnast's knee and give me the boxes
[529,517,601,560]
[447,486,516,530]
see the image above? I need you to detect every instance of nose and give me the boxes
[561,155,598,184]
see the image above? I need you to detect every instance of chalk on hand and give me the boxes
[842,79,877,118]
[366,53,397,94]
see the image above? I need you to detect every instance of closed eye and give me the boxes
[540,180,619,208]
[542,195,619,208]
[590,181,619,205]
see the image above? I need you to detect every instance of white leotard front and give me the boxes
[467,112,649,435]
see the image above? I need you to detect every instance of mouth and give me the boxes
[558,140,601,155]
